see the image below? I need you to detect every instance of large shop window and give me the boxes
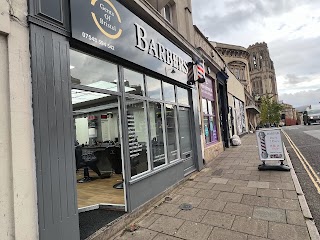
[201,78,218,144]
[70,50,125,209]
[126,98,150,176]
[125,69,189,178]
[70,50,118,92]
[202,99,218,144]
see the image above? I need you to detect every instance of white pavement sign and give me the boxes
[256,128,285,161]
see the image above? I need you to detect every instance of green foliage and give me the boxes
[259,97,283,125]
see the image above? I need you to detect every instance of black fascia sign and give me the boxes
[70,0,192,83]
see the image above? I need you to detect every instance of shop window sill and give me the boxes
[129,159,183,185]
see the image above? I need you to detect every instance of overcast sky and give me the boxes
[191,0,320,107]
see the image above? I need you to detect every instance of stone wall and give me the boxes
[204,142,224,163]
[0,0,38,239]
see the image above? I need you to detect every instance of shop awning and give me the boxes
[245,105,260,114]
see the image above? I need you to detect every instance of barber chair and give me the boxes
[75,145,103,183]
[105,146,123,189]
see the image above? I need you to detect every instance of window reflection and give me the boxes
[126,98,149,177]
[149,102,165,167]
[165,105,178,161]
[70,50,119,92]
[178,107,192,158]
[163,82,175,102]
[124,68,145,96]
[146,76,162,100]
[203,117,210,143]
[202,99,208,114]
[177,87,189,105]
[73,91,124,208]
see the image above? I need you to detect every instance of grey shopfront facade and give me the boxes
[28,0,203,239]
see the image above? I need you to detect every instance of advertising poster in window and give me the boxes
[234,98,246,135]
[256,129,284,161]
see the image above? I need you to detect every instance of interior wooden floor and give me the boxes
[76,170,125,208]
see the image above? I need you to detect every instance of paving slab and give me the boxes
[192,181,215,190]
[283,190,298,200]
[193,176,211,182]
[174,221,213,240]
[171,195,204,208]
[241,195,269,207]
[175,187,200,196]
[216,192,243,203]
[114,228,158,240]
[153,233,182,240]
[154,203,181,217]
[197,199,227,211]
[137,213,161,228]
[201,211,235,229]
[253,206,286,223]
[239,174,260,181]
[212,183,235,192]
[286,210,306,226]
[269,182,295,191]
[248,181,270,189]
[195,189,220,199]
[269,197,301,211]
[208,177,228,184]
[257,189,283,199]
[148,216,184,235]
[231,215,268,238]
[247,236,269,240]
[228,179,249,186]
[223,202,253,217]
[233,186,258,195]
[268,222,310,240]
[175,208,207,223]
[182,181,197,188]
[208,227,248,240]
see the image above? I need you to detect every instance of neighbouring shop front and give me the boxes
[28,0,202,239]
[233,97,247,135]
[201,76,221,161]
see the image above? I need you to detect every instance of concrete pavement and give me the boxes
[110,133,318,240]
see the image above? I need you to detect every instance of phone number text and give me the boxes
[81,32,115,50]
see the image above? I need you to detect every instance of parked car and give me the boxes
[303,109,320,125]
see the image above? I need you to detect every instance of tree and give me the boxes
[259,97,283,126]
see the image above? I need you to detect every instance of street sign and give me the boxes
[256,128,285,161]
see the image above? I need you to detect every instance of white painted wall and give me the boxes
[0,0,38,239]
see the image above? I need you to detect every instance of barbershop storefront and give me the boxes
[29,0,202,239]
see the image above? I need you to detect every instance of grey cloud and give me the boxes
[294,24,307,31]
[269,36,320,76]
[278,24,286,30]
[284,74,310,85]
[279,88,320,107]
[192,0,318,39]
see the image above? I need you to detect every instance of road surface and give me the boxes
[282,124,320,231]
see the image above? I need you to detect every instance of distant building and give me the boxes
[247,42,279,103]
[280,102,298,125]
[214,42,260,132]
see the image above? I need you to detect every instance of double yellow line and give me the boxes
[282,129,320,193]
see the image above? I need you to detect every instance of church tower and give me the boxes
[247,42,278,103]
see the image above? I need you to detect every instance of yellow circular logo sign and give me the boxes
[91,0,122,39]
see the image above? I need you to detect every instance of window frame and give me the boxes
[202,99,218,145]
[163,4,173,23]
[125,71,190,180]
[201,77,219,146]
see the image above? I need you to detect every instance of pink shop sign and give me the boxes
[201,77,214,100]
